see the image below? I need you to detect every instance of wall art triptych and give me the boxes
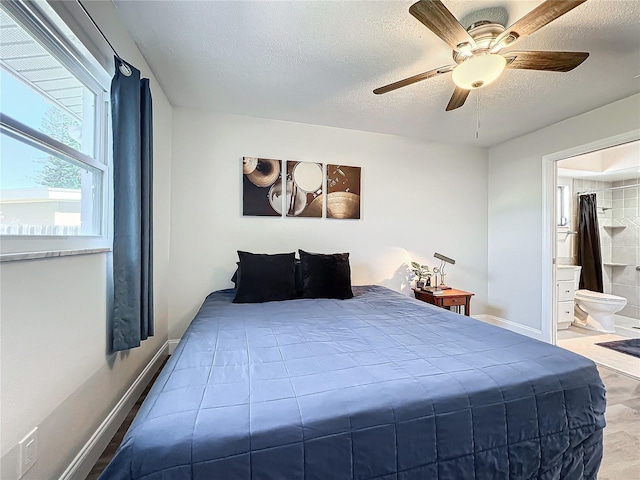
[242,157,360,219]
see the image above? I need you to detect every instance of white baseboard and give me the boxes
[167,338,180,355]
[59,341,169,480]
[473,314,545,342]
[168,339,180,354]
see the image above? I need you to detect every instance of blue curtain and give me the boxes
[111,58,154,352]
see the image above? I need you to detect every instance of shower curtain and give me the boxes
[577,193,603,292]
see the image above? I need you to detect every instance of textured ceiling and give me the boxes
[112,0,640,147]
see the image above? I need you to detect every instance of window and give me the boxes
[0,2,109,252]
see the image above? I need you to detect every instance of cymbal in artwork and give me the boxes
[327,192,360,219]
[306,192,361,219]
[242,157,258,174]
[305,194,323,217]
[247,158,280,187]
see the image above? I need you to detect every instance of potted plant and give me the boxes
[411,262,432,290]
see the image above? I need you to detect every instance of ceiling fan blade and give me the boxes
[409,0,475,51]
[445,87,470,111]
[505,51,589,72]
[493,0,587,51]
[373,65,454,95]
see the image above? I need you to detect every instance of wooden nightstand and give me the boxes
[413,288,474,316]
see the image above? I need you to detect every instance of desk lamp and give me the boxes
[434,252,455,289]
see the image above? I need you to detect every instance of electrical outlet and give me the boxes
[18,427,38,479]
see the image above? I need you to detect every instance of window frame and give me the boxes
[0,0,112,255]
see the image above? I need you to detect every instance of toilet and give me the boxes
[572,268,627,333]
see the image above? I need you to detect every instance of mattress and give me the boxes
[99,285,606,479]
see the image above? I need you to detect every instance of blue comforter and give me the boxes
[100,286,605,479]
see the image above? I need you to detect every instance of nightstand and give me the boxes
[413,288,474,316]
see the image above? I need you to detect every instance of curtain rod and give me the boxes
[577,183,640,195]
[76,0,131,76]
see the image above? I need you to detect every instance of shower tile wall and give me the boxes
[573,178,640,320]
[610,178,640,320]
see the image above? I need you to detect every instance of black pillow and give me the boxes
[231,262,240,285]
[232,260,304,295]
[299,249,353,299]
[233,251,297,303]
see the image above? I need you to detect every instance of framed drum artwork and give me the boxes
[285,161,324,218]
[326,164,361,219]
[242,157,283,216]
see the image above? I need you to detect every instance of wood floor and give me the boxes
[87,361,640,479]
[86,357,168,480]
[597,366,640,480]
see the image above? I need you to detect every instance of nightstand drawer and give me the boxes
[413,288,474,316]
[442,296,465,307]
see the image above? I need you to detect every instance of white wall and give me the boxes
[0,1,172,479]
[487,94,640,339]
[169,109,489,339]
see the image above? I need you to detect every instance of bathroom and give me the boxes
[555,140,639,350]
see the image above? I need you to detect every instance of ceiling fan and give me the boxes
[374,0,589,111]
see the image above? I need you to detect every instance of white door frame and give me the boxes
[541,130,640,345]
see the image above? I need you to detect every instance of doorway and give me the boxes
[545,134,640,378]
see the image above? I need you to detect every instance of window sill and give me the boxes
[0,247,111,263]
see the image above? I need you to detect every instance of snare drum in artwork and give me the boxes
[286,161,324,217]
[293,162,323,192]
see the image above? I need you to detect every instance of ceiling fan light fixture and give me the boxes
[452,54,506,90]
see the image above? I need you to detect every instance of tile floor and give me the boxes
[558,315,640,379]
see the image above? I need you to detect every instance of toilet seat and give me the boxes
[575,289,626,304]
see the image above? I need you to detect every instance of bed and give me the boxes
[99,285,606,479]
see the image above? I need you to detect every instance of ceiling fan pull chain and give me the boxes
[476,89,480,139]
